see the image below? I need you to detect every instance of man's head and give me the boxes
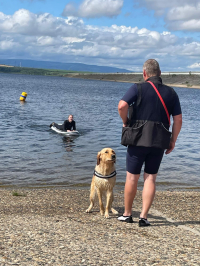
[143,59,161,80]
[68,114,73,122]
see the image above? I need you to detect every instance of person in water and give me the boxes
[50,114,76,131]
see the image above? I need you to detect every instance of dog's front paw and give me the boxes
[100,210,105,216]
[105,212,110,218]
[86,208,91,213]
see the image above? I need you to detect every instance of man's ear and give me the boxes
[97,152,101,165]
[143,69,147,79]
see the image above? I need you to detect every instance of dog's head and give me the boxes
[97,148,116,165]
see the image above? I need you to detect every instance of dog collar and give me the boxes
[94,170,117,179]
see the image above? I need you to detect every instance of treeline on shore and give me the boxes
[0,66,87,76]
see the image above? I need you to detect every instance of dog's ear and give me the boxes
[97,152,101,165]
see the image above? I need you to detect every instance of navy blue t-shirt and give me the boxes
[122,82,182,118]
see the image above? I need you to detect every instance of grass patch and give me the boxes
[12,191,27,197]
[186,82,193,87]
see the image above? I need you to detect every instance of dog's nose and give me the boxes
[112,154,116,160]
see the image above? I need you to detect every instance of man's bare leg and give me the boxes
[140,172,157,219]
[123,171,140,216]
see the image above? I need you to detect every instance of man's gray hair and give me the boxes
[143,59,161,77]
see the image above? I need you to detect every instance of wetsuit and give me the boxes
[53,120,76,131]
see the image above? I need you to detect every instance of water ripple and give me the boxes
[0,74,200,189]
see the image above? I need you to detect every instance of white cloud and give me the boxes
[0,9,84,37]
[135,0,200,32]
[165,4,200,31]
[167,19,200,32]
[0,40,16,50]
[188,62,200,68]
[1,9,200,71]
[62,0,124,18]
[135,0,200,15]
[167,4,200,21]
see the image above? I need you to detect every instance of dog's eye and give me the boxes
[105,151,108,153]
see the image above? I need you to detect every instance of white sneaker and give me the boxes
[118,215,133,223]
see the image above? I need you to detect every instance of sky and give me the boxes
[1,0,200,71]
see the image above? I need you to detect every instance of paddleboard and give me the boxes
[51,125,79,136]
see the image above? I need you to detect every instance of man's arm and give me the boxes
[118,100,129,127]
[165,114,182,154]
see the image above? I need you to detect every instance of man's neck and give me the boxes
[145,76,162,84]
[144,75,158,81]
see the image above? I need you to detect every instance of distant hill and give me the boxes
[0,59,131,73]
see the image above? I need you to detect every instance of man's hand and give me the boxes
[123,118,130,127]
[165,114,182,154]
[165,140,175,154]
[118,100,129,126]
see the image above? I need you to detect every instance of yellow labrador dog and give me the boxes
[86,148,118,218]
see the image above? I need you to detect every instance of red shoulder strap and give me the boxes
[147,81,171,125]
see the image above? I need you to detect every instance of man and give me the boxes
[118,59,182,226]
[50,114,76,131]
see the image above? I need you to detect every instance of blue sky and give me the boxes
[1,0,200,71]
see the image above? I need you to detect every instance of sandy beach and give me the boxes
[0,187,199,265]
[64,73,200,89]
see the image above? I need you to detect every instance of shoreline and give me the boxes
[1,70,200,88]
[0,187,199,265]
[1,181,200,192]
[64,73,200,89]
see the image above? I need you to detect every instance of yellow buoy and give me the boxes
[20,92,28,101]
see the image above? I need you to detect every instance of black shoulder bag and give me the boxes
[121,82,171,148]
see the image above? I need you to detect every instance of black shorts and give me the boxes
[126,146,164,175]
